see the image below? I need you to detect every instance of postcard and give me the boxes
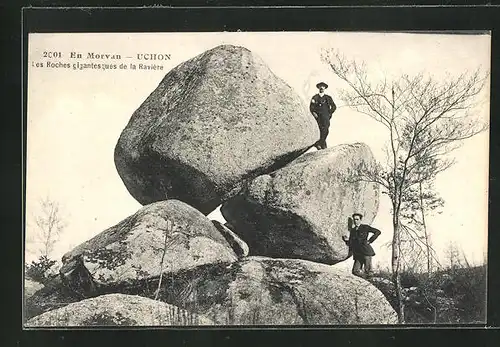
[24,31,490,327]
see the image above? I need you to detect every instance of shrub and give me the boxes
[371,264,486,324]
[25,255,57,284]
[442,266,487,323]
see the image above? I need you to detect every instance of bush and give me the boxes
[370,264,486,324]
[25,255,57,284]
[399,270,426,288]
[441,266,487,323]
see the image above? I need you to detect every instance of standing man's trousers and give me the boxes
[352,255,373,277]
[316,115,330,149]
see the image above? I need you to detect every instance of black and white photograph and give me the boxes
[24,31,490,327]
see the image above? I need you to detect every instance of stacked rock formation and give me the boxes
[25,45,396,326]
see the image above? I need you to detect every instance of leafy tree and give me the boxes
[25,255,57,284]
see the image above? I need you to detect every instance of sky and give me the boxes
[26,32,490,271]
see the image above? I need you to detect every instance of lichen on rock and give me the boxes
[221,143,380,264]
[60,200,237,293]
[147,256,397,325]
[25,293,214,326]
[114,44,318,214]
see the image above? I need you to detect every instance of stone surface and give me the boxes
[212,220,249,258]
[155,256,397,325]
[114,44,319,214]
[221,143,380,264]
[25,293,214,326]
[26,200,237,320]
[26,258,397,325]
[60,200,237,294]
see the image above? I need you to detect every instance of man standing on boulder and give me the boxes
[342,213,381,278]
[309,82,336,149]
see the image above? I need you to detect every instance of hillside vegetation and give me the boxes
[370,264,486,324]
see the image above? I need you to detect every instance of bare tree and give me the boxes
[445,241,463,269]
[418,182,434,275]
[31,197,66,259]
[154,218,175,300]
[400,180,444,275]
[321,49,488,323]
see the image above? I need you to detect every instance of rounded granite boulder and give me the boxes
[114,44,318,214]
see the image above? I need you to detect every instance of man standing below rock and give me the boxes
[342,213,381,278]
[309,82,337,149]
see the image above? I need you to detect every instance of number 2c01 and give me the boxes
[43,51,62,58]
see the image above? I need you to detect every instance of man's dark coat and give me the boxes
[348,224,381,257]
[309,94,336,119]
[309,94,336,148]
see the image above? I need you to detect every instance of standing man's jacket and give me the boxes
[310,94,336,119]
[348,224,381,257]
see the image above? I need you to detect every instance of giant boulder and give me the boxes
[60,200,237,295]
[26,200,238,319]
[153,257,397,325]
[221,143,380,264]
[114,44,319,214]
[25,294,214,326]
[27,258,396,325]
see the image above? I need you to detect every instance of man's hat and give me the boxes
[316,82,328,89]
